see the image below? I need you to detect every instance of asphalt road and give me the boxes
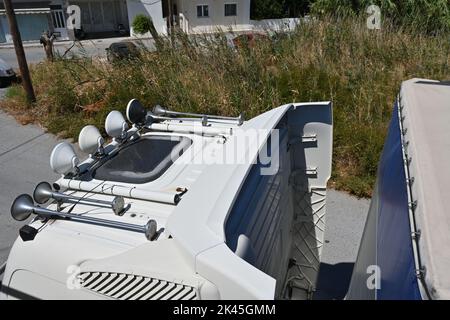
[315,190,369,299]
[0,108,60,264]
[0,37,155,68]
[0,104,370,297]
[0,46,48,68]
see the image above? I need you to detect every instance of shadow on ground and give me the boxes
[314,262,354,300]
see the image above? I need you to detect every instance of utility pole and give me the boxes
[3,0,36,103]
[168,0,173,33]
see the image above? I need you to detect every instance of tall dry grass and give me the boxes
[2,17,450,197]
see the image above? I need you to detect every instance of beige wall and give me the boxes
[127,0,166,35]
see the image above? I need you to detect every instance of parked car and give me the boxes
[106,42,139,63]
[0,58,16,88]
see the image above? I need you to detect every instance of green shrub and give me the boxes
[311,0,450,33]
[5,85,24,99]
[131,14,153,35]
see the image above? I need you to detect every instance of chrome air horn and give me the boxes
[152,105,245,126]
[126,99,237,136]
[11,194,158,241]
[33,181,126,216]
[126,99,244,126]
[126,99,185,125]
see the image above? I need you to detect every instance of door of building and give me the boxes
[72,0,127,34]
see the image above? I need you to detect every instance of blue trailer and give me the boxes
[347,79,450,300]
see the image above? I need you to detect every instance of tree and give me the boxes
[251,0,284,20]
[3,0,35,102]
[284,0,311,17]
[251,0,312,20]
[40,31,56,61]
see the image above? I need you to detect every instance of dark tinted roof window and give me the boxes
[93,136,191,184]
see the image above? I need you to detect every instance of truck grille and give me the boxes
[79,272,198,300]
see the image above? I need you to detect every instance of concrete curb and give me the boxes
[0,40,72,49]
[0,36,155,50]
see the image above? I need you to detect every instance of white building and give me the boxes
[0,0,252,43]
[167,0,252,35]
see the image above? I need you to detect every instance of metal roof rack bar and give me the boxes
[58,179,182,205]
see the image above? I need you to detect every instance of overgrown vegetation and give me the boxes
[311,0,450,33]
[2,16,450,197]
[251,0,310,19]
[252,0,450,34]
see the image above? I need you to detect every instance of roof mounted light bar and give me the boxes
[78,125,105,157]
[105,110,129,140]
[50,142,80,176]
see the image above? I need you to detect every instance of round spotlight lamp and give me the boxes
[78,125,104,155]
[126,99,147,125]
[50,142,79,175]
[105,110,129,139]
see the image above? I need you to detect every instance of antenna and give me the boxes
[33,181,126,215]
[78,125,104,156]
[11,194,158,241]
[49,142,79,175]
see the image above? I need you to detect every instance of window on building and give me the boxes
[225,3,237,17]
[197,5,209,18]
